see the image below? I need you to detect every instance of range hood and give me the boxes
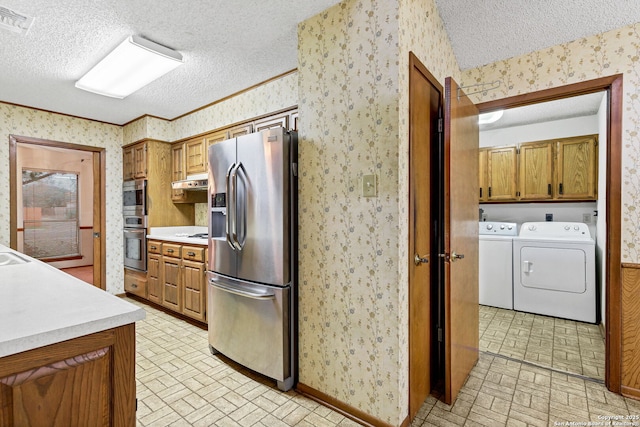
[172,173,208,191]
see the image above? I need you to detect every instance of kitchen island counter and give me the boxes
[0,243,145,358]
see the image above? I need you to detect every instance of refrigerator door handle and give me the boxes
[209,278,275,300]
[225,162,237,250]
[234,162,247,250]
[230,163,243,251]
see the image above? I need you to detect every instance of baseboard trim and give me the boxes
[296,383,405,427]
[621,385,640,400]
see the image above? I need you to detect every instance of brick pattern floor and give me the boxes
[478,305,605,381]
[130,298,634,427]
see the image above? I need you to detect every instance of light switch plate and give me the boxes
[362,174,377,197]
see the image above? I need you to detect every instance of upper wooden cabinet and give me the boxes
[229,123,253,138]
[519,141,554,200]
[479,134,598,203]
[205,129,229,152]
[487,146,518,201]
[479,148,488,202]
[254,112,289,132]
[123,141,147,180]
[185,137,207,175]
[556,135,597,199]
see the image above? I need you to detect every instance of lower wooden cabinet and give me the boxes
[124,268,147,298]
[0,324,136,427]
[126,240,207,324]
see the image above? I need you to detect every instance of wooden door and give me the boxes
[487,146,517,200]
[147,253,162,304]
[92,151,104,289]
[519,141,553,200]
[133,142,147,178]
[556,135,597,199]
[171,143,186,201]
[442,77,479,404]
[408,52,440,419]
[162,256,182,311]
[123,147,134,180]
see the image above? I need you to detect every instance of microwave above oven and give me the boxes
[123,179,147,216]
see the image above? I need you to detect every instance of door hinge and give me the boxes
[437,327,443,342]
[516,147,520,154]
[437,118,443,133]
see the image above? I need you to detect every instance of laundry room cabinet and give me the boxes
[486,146,518,201]
[479,134,597,202]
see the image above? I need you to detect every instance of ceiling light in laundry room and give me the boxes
[0,5,34,35]
[75,35,183,99]
[478,110,504,125]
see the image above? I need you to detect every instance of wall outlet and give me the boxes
[583,213,591,223]
[545,213,553,221]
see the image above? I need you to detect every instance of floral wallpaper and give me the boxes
[460,23,640,262]
[298,0,402,424]
[0,103,124,292]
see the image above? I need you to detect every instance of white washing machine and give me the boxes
[513,222,596,323]
[479,221,517,310]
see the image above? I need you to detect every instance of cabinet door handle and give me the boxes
[559,183,564,195]
[548,184,551,196]
[131,283,137,288]
[150,246,157,250]
[187,251,196,257]
[479,188,483,198]
[488,187,492,198]
[167,249,174,253]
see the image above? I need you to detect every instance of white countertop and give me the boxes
[147,226,209,245]
[0,244,145,358]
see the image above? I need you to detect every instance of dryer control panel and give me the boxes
[519,222,591,239]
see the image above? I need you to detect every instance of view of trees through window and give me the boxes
[22,170,80,259]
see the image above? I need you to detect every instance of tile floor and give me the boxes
[479,305,606,381]
[129,298,359,427]
[131,299,636,427]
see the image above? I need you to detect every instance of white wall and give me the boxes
[480,115,599,147]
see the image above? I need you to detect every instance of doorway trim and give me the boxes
[9,135,107,291]
[476,74,623,393]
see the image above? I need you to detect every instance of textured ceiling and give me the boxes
[435,0,640,70]
[0,1,638,125]
[0,0,341,125]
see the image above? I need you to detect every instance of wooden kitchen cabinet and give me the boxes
[290,111,299,131]
[0,324,136,427]
[229,123,253,138]
[479,148,488,201]
[161,246,182,312]
[518,141,554,200]
[147,253,162,304]
[185,137,207,175]
[556,135,597,199]
[123,146,134,180]
[205,129,229,152]
[124,268,147,298]
[182,256,206,322]
[254,112,290,131]
[486,146,518,201]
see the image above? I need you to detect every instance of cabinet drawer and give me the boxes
[148,240,162,254]
[124,269,147,298]
[182,245,205,261]
[162,243,182,257]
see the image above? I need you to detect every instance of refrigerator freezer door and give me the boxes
[209,138,238,278]
[207,272,291,386]
[235,128,291,286]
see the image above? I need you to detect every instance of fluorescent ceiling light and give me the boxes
[478,110,504,124]
[75,36,183,99]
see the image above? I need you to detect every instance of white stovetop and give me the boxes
[0,244,145,358]
[147,226,208,245]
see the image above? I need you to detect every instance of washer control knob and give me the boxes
[500,224,505,230]
[564,225,570,230]
[528,224,536,231]
[508,225,513,230]
[574,225,580,231]
[486,224,493,230]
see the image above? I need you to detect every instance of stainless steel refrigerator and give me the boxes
[207,127,297,391]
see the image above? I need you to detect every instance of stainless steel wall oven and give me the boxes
[123,179,147,271]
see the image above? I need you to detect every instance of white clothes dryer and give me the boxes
[513,222,596,323]
[479,221,517,309]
